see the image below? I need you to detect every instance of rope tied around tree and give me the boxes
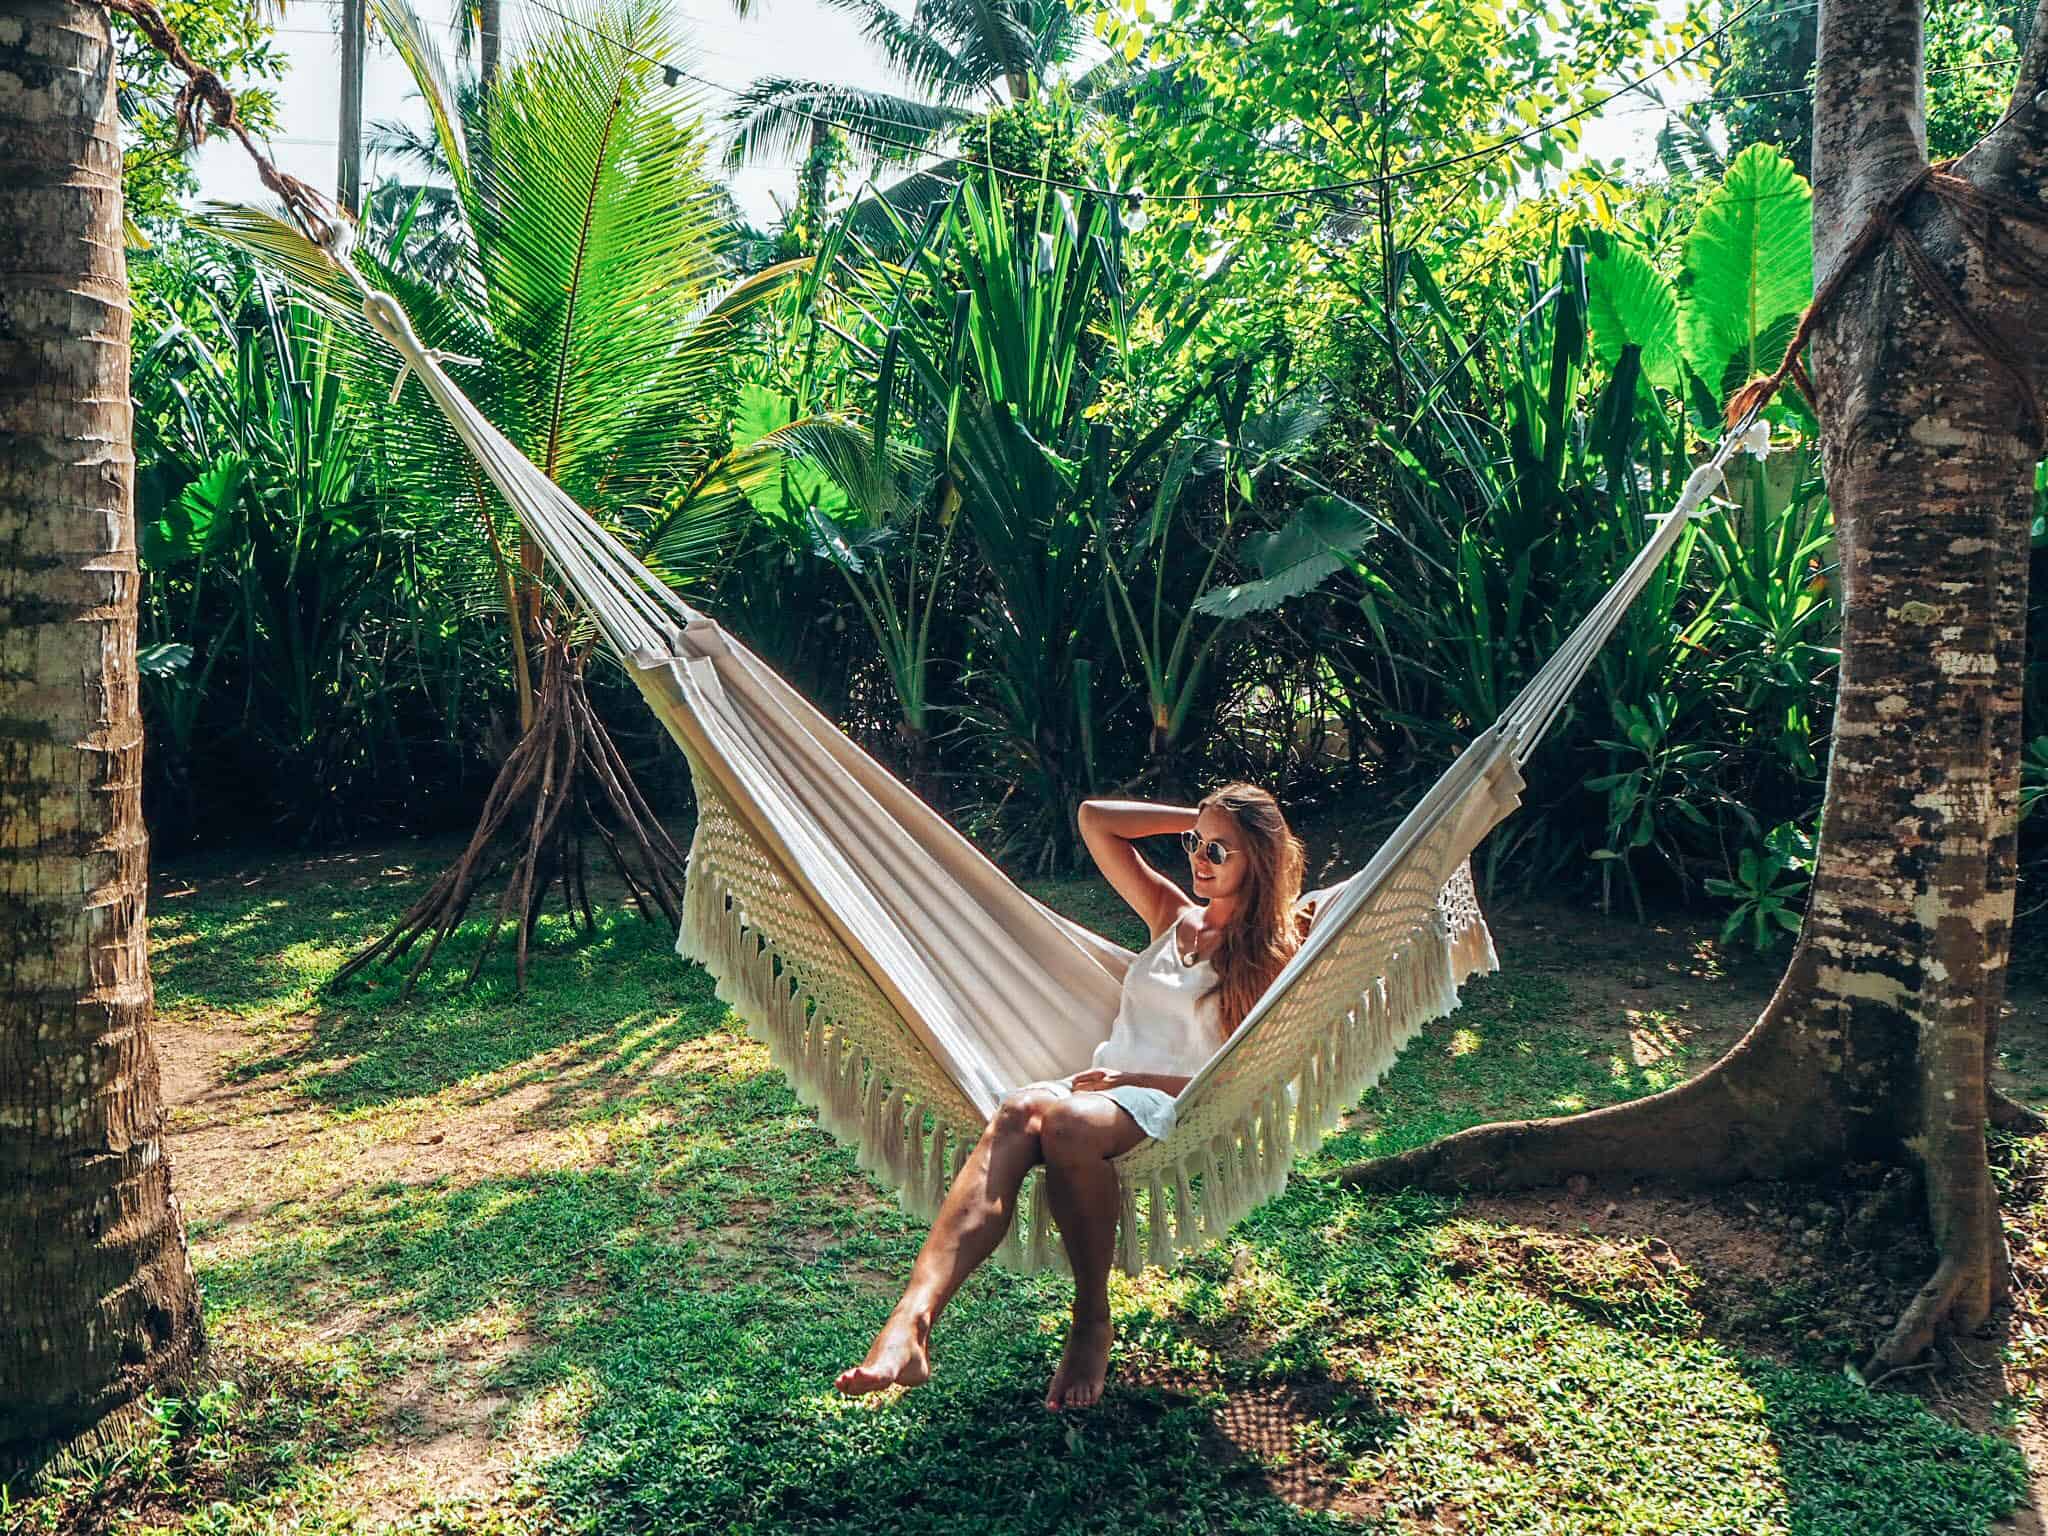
[1728,157,2048,444]
[102,0,353,260]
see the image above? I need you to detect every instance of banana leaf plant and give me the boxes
[1104,381,1329,793]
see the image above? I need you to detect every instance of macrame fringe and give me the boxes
[678,846,1498,1281]
[678,855,979,1230]
[1083,903,1499,1279]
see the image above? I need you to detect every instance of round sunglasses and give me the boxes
[1179,829,1234,865]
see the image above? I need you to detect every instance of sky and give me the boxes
[190,0,1693,231]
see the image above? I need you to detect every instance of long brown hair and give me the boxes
[1198,782,1307,1038]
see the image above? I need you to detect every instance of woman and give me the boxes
[836,782,1310,1412]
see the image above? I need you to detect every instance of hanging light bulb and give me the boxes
[662,64,681,88]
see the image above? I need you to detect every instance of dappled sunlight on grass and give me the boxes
[11,856,2030,1534]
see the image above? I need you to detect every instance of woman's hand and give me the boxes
[1071,1069,1192,1095]
[1070,1068,1131,1092]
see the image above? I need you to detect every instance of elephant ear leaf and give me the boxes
[1587,241,1682,394]
[1678,143,1813,411]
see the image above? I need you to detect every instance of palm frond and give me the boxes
[817,0,984,101]
[723,78,968,166]
[912,0,1043,91]
[463,0,739,505]
[842,163,968,248]
[371,0,474,215]
[188,205,368,326]
[365,114,451,177]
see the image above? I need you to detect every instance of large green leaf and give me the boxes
[730,385,850,521]
[143,454,244,567]
[1192,496,1375,619]
[1587,241,1681,394]
[1677,144,1813,406]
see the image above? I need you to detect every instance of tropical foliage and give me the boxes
[131,243,487,838]
[113,0,284,230]
[116,0,2047,934]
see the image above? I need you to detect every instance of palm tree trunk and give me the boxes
[480,0,501,92]
[0,0,204,1471]
[338,0,366,212]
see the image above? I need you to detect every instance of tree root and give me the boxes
[1871,1254,1973,1373]
[1989,1087,2046,1134]
[1332,973,2020,1382]
[331,627,687,997]
[1336,1001,1840,1194]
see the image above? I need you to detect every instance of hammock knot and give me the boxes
[1667,458,1734,523]
[365,292,478,397]
[362,292,419,352]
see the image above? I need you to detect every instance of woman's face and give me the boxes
[1189,804,1250,904]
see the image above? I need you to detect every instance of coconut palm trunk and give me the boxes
[1339,0,2048,1373]
[0,0,205,1470]
[339,0,366,211]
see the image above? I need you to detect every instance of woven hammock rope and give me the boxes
[354,283,1760,1278]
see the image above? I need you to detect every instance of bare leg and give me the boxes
[837,1090,1060,1396]
[1039,1095,1147,1411]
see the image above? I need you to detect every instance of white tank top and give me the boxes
[1090,915,1223,1078]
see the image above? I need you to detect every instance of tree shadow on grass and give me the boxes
[190,1158,1382,1534]
[180,1133,2031,1536]
[142,864,2033,1533]
[211,910,722,1116]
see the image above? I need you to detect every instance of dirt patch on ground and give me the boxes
[157,1013,327,1237]
[1479,894,2048,1100]
[1115,1364,1386,1520]
[151,998,618,1522]
[354,1329,539,1522]
[1486,899,1782,1065]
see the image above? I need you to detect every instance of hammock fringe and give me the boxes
[337,274,1753,1287]
[682,853,983,1232]
[679,824,1498,1281]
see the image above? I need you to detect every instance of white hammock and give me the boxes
[359,289,1752,1278]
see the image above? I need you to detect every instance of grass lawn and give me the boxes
[11,832,2048,1534]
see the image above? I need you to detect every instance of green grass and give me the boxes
[7,857,2028,1534]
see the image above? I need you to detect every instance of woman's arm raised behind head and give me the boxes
[1076,798,1199,939]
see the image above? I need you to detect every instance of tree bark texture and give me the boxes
[1341,0,2048,1369]
[0,0,204,1469]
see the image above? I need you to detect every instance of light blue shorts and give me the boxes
[1006,1074,1180,1142]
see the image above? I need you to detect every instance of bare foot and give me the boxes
[836,1307,932,1396]
[1045,1314,1113,1411]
